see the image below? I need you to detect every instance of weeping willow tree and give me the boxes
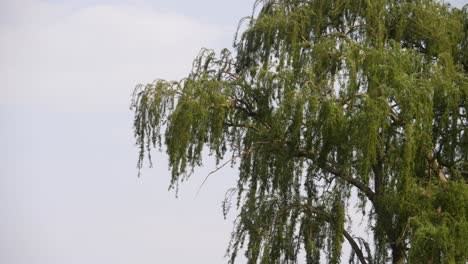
[131,0,468,263]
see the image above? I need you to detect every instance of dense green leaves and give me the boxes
[132,0,468,263]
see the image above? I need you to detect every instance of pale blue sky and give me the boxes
[1,0,466,263]
[1,0,252,263]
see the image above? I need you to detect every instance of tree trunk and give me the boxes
[391,245,405,264]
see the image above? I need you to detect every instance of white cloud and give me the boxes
[0,1,227,111]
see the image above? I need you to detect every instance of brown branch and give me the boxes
[343,230,368,264]
[224,121,260,132]
[222,71,240,81]
[294,149,375,202]
[372,145,384,196]
[197,141,262,194]
[197,117,281,195]
[302,204,368,264]
[235,98,256,115]
[427,151,448,185]
[230,97,257,118]
[197,157,235,195]
[322,162,375,203]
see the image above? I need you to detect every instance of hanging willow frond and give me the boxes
[132,1,468,263]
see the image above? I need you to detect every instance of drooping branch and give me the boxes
[303,204,368,264]
[323,162,376,203]
[343,230,368,264]
[295,149,375,203]
[250,141,376,203]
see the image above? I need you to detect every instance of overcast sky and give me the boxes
[1,0,466,263]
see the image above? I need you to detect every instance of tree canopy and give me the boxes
[131,0,468,263]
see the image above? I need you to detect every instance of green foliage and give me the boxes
[132,0,468,263]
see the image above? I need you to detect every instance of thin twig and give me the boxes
[196,156,237,195]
